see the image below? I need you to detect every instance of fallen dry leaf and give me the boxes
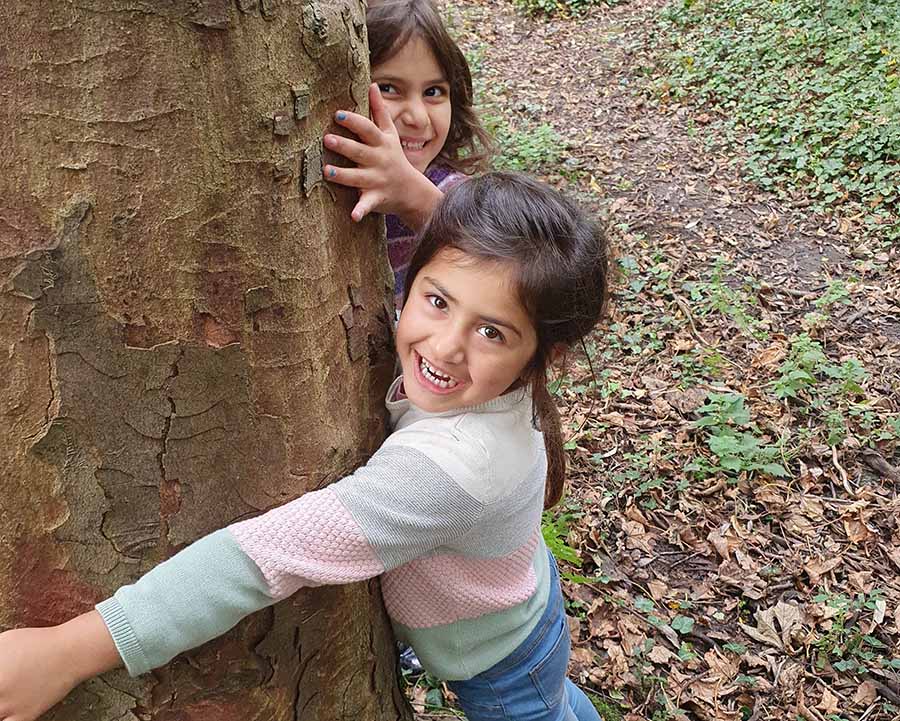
[805,556,843,585]
[816,686,840,715]
[648,644,676,664]
[665,386,708,414]
[708,522,742,560]
[872,598,886,625]
[623,519,656,553]
[852,680,877,706]
[887,546,900,571]
[844,515,876,544]
[773,600,803,648]
[647,579,669,600]
[752,343,787,368]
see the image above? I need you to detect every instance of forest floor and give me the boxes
[411,0,900,719]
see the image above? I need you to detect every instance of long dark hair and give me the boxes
[366,0,492,173]
[403,173,609,508]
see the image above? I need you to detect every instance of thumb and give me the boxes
[351,191,381,222]
[369,83,397,135]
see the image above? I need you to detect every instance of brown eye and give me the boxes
[479,326,504,342]
[427,294,447,310]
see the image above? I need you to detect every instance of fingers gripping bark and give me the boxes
[323,83,423,222]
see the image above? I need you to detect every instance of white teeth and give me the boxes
[419,355,458,388]
[402,140,426,151]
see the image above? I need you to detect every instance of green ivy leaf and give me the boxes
[671,615,695,635]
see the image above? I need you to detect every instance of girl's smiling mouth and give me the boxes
[413,350,463,394]
[400,137,430,152]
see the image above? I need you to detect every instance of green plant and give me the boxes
[771,334,882,450]
[812,589,895,675]
[814,279,853,310]
[688,392,787,477]
[490,121,566,172]
[400,669,463,716]
[541,510,582,567]
[683,261,768,339]
[586,693,626,721]
[772,334,828,400]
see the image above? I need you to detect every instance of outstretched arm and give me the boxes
[0,433,485,719]
[324,83,443,230]
[0,610,120,721]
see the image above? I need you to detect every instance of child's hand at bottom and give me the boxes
[324,83,442,230]
[0,626,80,721]
[0,612,122,721]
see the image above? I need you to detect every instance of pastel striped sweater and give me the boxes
[386,165,465,306]
[96,377,551,681]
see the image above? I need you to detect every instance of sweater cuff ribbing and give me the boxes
[95,597,152,677]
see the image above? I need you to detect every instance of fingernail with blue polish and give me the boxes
[328,167,337,178]
[336,111,346,121]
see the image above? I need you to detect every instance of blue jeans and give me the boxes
[448,555,602,721]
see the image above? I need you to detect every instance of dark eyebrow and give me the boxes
[374,74,448,86]
[424,277,523,339]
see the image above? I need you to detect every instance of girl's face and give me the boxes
[372,36,452,173]
[396,248,538,413]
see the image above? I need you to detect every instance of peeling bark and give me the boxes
[0,2,409,719]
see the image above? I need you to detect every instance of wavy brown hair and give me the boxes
[366,0,492,174]
[403,173,610,508]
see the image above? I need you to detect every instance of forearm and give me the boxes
[58,610,122,682]
[96,529,275,676]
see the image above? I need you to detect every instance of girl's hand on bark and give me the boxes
[0,611,121,721]
[324,83,433,224]
[0,626,80,721]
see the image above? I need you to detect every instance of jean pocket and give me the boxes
[527,613,570,710]
[450,680,507,721]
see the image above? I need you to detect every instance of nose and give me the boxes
[399,97,429,130]
[430,324,465,366]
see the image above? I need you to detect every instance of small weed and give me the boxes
[771,334,883,451]
[688,392,787,478]
[586,692,626,721]
[812,589,895,675]
[772,334,828,400]
[814,279,853,310]
[490,121,566,172]
[400,670,464,716]
[683,261,768,339]
[542,509,583,568]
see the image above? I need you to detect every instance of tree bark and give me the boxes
[0,2,410,720]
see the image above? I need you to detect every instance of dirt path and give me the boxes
[451,0,899,340]
[418,1,900,719]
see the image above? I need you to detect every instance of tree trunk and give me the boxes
[0,2,411,720]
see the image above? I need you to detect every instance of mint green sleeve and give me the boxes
[95,528,274,676]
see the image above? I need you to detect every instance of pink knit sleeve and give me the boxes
[228,487,384,600]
